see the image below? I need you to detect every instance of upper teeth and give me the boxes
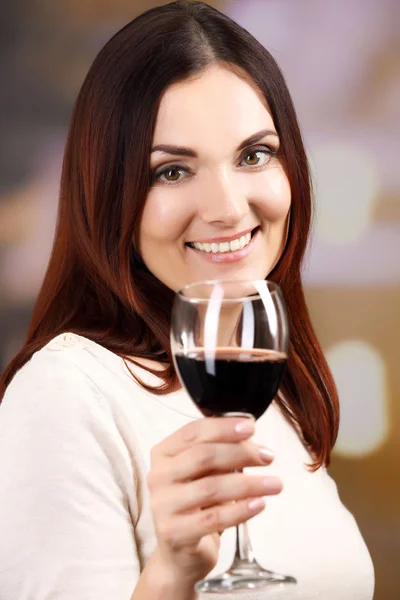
[191,232,252,253]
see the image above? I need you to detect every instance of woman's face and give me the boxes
[137,64,291,293]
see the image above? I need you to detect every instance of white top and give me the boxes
[0,333,375,600]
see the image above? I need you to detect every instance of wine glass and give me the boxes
[170,279,297,594]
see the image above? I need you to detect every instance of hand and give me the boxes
[146,416,283,584]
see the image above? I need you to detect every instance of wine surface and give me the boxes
[175,347,287,419]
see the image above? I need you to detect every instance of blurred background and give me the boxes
[0,0,398,597]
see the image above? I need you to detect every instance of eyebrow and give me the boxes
[151,128,279,157]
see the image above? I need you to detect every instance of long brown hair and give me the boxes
[0,0,339,470]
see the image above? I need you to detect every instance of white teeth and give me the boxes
[219,242,230,253]
[240,233,251,249]
[230,239,241,252]
[192,231,253,254]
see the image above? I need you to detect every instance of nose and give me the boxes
[197,168,249,226]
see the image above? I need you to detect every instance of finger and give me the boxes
[152,416,255,460]
[153,441,275,485]
[153,473,283,514]
[157,497,266,549]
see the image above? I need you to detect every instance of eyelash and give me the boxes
[150,145,279,186]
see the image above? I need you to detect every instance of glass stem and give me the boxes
[232,467,255,565]
[233,520,255,564]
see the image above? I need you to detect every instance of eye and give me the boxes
[162,167,183,182]
[240,146,276,168]
[151,166,189,185]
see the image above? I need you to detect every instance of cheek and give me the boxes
[252,168,291,220]
[139,190,193,245]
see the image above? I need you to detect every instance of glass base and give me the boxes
[195,559,297,594]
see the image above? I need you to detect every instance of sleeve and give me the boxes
[0,351,140,600]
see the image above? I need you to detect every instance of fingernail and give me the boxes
[262,477,283,493]
[259,448,275,463]
[235,420,255,437]
[248,498,265,512]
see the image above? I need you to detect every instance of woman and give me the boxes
[0,1,374,599]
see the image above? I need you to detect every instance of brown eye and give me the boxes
[240,148,273,169]
[152,165,189,185]
[244,152,261,166]
[164,168,181,181]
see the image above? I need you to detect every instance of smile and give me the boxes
[186,227,260,264]
[187,227,258,254]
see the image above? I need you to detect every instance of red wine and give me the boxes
[175,348,287,420]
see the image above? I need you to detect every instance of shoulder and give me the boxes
[1,333,114,418]
[0,333,139,494]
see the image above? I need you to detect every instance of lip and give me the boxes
[186,227,260,264]
[187,226,256,245]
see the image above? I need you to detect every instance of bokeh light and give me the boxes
[309,144,379,245]
[327,340,389,457]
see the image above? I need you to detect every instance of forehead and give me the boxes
[152,64,275,149]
